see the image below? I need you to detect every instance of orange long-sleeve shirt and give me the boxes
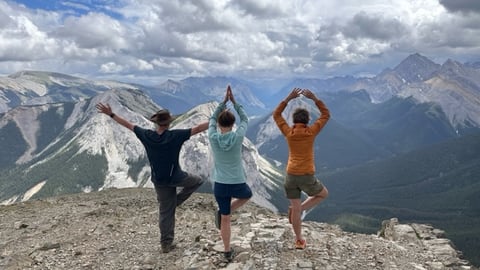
[273,99,330,175]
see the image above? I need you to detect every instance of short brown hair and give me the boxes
[293,108,309,124]
[218,110,235,127]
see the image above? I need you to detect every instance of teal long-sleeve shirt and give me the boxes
[208,102,249,184]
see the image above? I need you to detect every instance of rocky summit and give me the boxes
[0,188,476,270]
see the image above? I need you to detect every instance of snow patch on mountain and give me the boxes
[22,180,46,201]
[0,195,19,206]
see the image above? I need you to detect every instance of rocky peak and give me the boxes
[439,59,465,76]
[393,53,441,83]
[159,79,184,92]
[0,188,476,270]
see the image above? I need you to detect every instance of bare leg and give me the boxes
[289,198,303,241]
[231,198,249,212]
[221,198,249,252]
[301,187,328,212]
[220,214,232,252]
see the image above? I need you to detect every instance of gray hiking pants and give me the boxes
[153,173,204,246]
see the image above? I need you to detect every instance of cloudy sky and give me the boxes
[1,0,479,85]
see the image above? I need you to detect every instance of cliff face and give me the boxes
[0,188,476,270]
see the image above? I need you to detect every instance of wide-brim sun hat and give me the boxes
[150,109,176,125]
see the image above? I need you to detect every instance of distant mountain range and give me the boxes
[270,53,480,130]
[0,53,479,265]
[2,53,480,130]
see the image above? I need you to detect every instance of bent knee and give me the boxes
[318,187,328,198]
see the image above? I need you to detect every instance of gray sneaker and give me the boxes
[161,243,176,253]
[224,248,235,262]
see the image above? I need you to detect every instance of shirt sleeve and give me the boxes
[208,102,226,137]
[309,99,330,134]
[133,125,146,141]
[178,128,191,142]
[234,103,248,137]
[272,101,290,136]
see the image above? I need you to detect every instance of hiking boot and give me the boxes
[295,239,306,250]
[161,243,176,253]
[224,248,236,262]
[215,210,221,229]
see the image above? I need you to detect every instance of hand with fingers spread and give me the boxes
[301,89,318,101]
[95,102,136,130]
[285,88,303,102]
[96,102,113,116]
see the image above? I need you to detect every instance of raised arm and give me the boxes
[208,100,227,136]
[302,89,330,132]
[273,88,302,133]
[191,121,209,136]
[229,87,248,136]
[96,103,135,131]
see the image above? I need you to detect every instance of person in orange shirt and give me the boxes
[273,88,330,250]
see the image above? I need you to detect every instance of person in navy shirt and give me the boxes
[96,102,208,253]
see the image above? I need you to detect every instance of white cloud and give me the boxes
[100,62,124,73]
[134,59,154,71]
[0,0,479,83]
[0,15,58,61]
[53,12,129,50]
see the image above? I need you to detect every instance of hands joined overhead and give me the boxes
[285,87,318,102]
[223,85,236,104]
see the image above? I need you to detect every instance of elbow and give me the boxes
[323,110,331,120]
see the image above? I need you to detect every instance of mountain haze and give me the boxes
[152,76,267,115]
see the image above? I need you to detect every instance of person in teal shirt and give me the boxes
[208,85,252,262]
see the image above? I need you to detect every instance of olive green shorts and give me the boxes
[284,174,324,199]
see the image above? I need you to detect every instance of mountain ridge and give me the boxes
[2,53,480,129]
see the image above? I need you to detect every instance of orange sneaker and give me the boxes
[295,239,306,250]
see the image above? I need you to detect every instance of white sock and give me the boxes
[301,209,312,221]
